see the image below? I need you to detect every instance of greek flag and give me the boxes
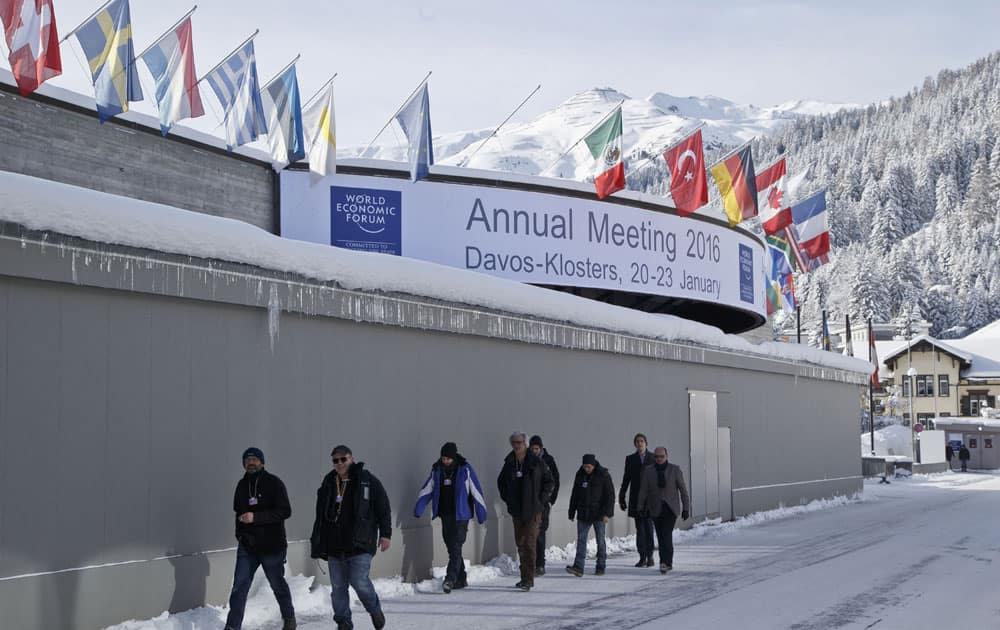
[204,40,267,150]
[395,82,433,182]
[73,0,143,122]
[262,63,305,166]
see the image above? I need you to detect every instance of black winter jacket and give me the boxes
[497,451,555,518]
[619,451,654,517]
[568,464,615,523]
[539,448,561,505]
[233,469,292,554]
[310,462,392,558]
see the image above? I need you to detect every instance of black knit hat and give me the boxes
[582,453,597,466]
[529,435,543,448]
[242,447,264,465]
[440,442,458,459]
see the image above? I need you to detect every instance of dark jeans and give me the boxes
[440,514,469,583]
[328,552,381,627]
[961,460,968,471]
[634,514,655,558]
[513,514,541,584]
[573,520,607,570]
[653,502,678,566]
[225,545,295,630]
[535,504,551,567]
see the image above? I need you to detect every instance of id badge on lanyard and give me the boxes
[249,497,258,506]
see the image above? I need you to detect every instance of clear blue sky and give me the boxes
[32,0,1000,146]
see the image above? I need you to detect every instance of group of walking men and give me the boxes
[223,432,689,630]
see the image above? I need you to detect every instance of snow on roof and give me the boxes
[948,329,1000,379]
[0,170,873,375]
[932,417,1000,429]
[880,334,974,364]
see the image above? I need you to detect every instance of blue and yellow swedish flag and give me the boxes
[74,0,143,122]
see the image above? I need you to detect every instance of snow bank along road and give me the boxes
[110,473,1000,629]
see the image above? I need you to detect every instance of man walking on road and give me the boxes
[565,454,615,577]
[959,444,971,472]
[414,442,489,593]
[498,431,555,591]
[225,447,296,630]
[310,445,391,630]
[620,433,655,567]
[637,446,690,574]
[529,434,560,576]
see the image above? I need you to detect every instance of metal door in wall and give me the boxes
[966,434,983,469]
[689,390,727,520]
[981,433,1000,469]
[718,427,733,521]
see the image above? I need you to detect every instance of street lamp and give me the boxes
[907,366,917,461]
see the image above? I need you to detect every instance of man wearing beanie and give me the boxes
[225,447,296,630]
[565,454,615,577]
[636,447,690,574]
[414,442,489,593]
[528,435,560,576]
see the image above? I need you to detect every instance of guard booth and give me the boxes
[934,419,1000,469]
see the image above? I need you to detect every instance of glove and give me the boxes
[681,510,689,520]
[619,500,627,511]
[568,514,575,521]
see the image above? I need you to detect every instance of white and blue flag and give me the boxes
[262,63,305,167]
[395,82,433,182]
[204,39,267,150]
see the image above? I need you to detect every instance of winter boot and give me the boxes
[594,567,605,576]
[454,574,468,589]
[645,557,656,567]
[659,563,671,574]
[370,610,386,629]
[282,618,297,630]
[535,565,546,577]
[442,579,454,593]
[634,555,646,568]
[565,565,584,577]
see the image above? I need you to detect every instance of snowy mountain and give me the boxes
[752,52,1000,342]
[345,88,856,181]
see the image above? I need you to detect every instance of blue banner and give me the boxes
[330,186,402,255]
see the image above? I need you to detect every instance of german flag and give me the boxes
[709,145,758,227]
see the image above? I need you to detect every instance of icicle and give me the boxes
[268,284,281,352]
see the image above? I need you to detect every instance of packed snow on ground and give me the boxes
[0,171,872,376]
[861,424,915,458]
[103,493,861,630]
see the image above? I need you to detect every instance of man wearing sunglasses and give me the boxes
[636,447,690,574]
[310,445,392,630]
[497,431,555,591]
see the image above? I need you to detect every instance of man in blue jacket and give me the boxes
[414,442,488,593]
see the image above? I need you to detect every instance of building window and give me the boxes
[938,374,949,397]
[968,393,995,416]
[902,379,910,397]
[916,375,934,397]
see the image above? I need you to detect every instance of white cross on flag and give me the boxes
[0,0,62,96]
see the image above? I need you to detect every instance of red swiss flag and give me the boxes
[0,0,62,96]
[664,128,709,216]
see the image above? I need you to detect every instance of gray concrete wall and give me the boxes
[0,85,276,232]
[0,225,865,629]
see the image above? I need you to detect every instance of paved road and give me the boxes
[296,473,1000,630]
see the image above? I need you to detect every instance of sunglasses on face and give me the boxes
[332,456,350,464]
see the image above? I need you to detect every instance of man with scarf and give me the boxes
[636,446,690,574]
[414,442,489,593]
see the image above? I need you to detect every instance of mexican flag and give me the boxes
[584,106,625,199]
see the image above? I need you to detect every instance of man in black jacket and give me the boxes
[310,445,391,630]
[529,435,560,576]
[565,454,615,577]
[619,432,655,567]
[225,447,296,630]
[498,432,555,591]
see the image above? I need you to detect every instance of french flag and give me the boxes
[790,189,829,260]
[140,16,204,135]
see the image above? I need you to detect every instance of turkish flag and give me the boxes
[0,0,62,96]
[664,129,709,216]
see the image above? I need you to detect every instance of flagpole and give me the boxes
[869,317,876,454]
[60,0,115,44]
[302,73,338,109]
[796,306,801,344]
[624,123,707,178]
[361,71,432,157]
[538,99,625,176]
[136,6,198,60]
[261,54,302,90]
[460,84,542,167]
[195,30,260,88]
[706,137,754,170]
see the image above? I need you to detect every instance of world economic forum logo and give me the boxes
[330,186,402,255]
[738,244,754,304]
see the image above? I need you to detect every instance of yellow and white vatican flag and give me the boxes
[303,80,336,178]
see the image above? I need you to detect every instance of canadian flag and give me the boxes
[0,0,61,96]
